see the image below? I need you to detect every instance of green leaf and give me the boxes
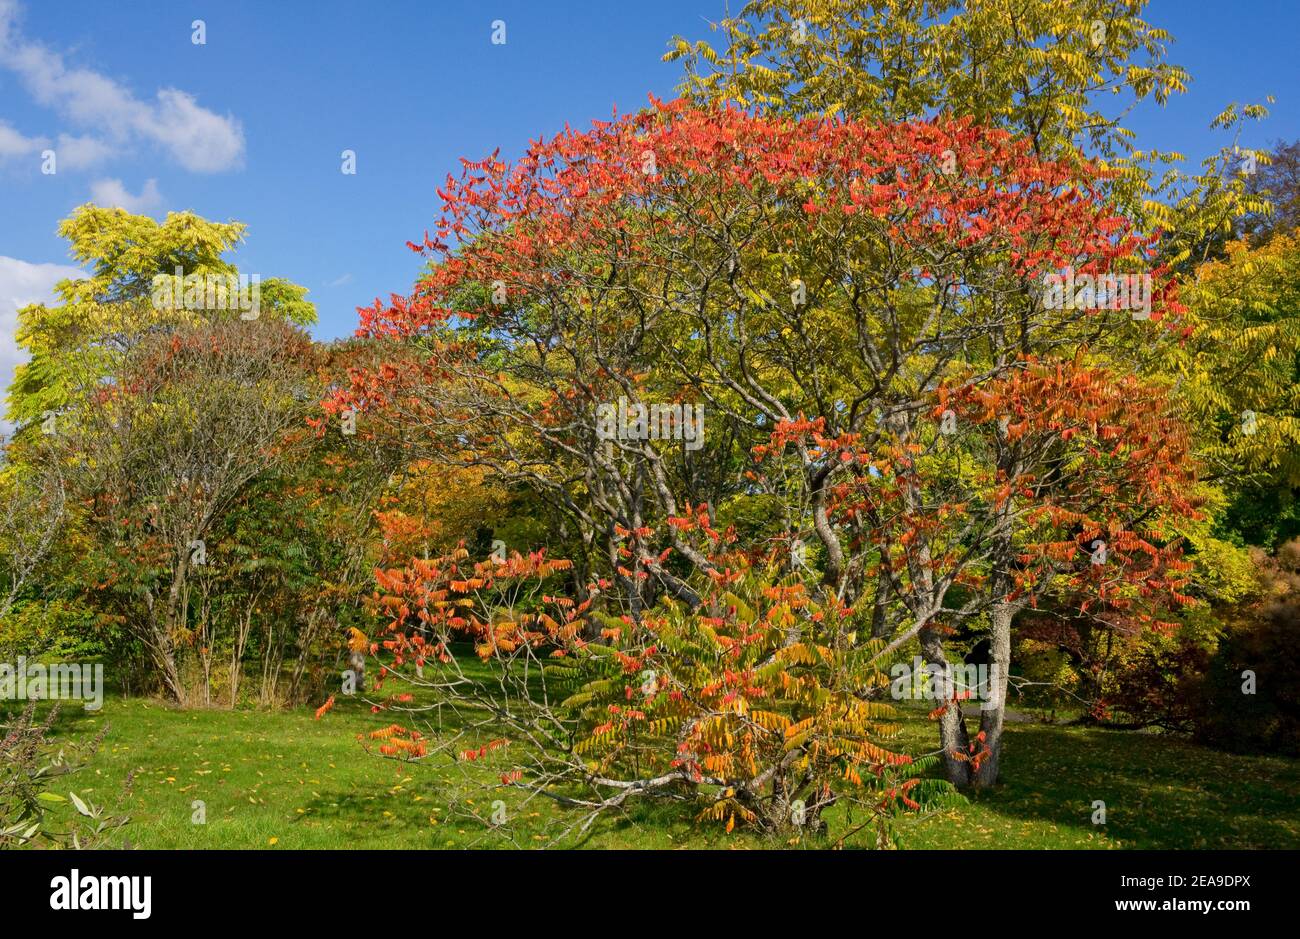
[68,791,93,817]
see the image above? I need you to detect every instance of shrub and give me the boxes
[1194,543,1300,755]
[0,702,129,848]
[1101,627,1213,731]
[357,531,960,845]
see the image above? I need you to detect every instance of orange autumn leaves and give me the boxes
[371,547,580,662]
[935,358,1201,609]
[320,99,1205,828]
[351,99,1181,345]
[364,723,427,758]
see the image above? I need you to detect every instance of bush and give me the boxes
[0,702,129,848]
[1194,544,1300,755]
[0,599,104,662]
[360,536,959,845]
[1101,627,1213,731]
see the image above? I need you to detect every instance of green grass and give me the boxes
[12,691,1300,850]
[887,717,1300,849]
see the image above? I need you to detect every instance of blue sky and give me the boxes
[1,0,1298,376]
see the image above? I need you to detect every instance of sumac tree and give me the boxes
[339,101,1200,808]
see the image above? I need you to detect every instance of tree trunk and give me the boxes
[920,622,972,786]
[141,587,186,704]
[974,600,1013,787]
[150,629,186,704]
[159,554,191,704]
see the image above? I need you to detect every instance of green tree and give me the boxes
[2,206,321,702]
[7,204,314,431]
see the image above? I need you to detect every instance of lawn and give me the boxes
[16,687,1300,850]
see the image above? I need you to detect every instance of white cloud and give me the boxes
[0,255,83,438]
[55,132,113,170]
[0,0,244,172]
[326,273,354,288]
[136,88,244,173]
[0,117,47,161]
[89,177,162,213]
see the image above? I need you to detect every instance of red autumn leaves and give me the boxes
[351,97,1182,346]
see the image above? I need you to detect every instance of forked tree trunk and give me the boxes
[149,628,186,705]
[142,587,186,704]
